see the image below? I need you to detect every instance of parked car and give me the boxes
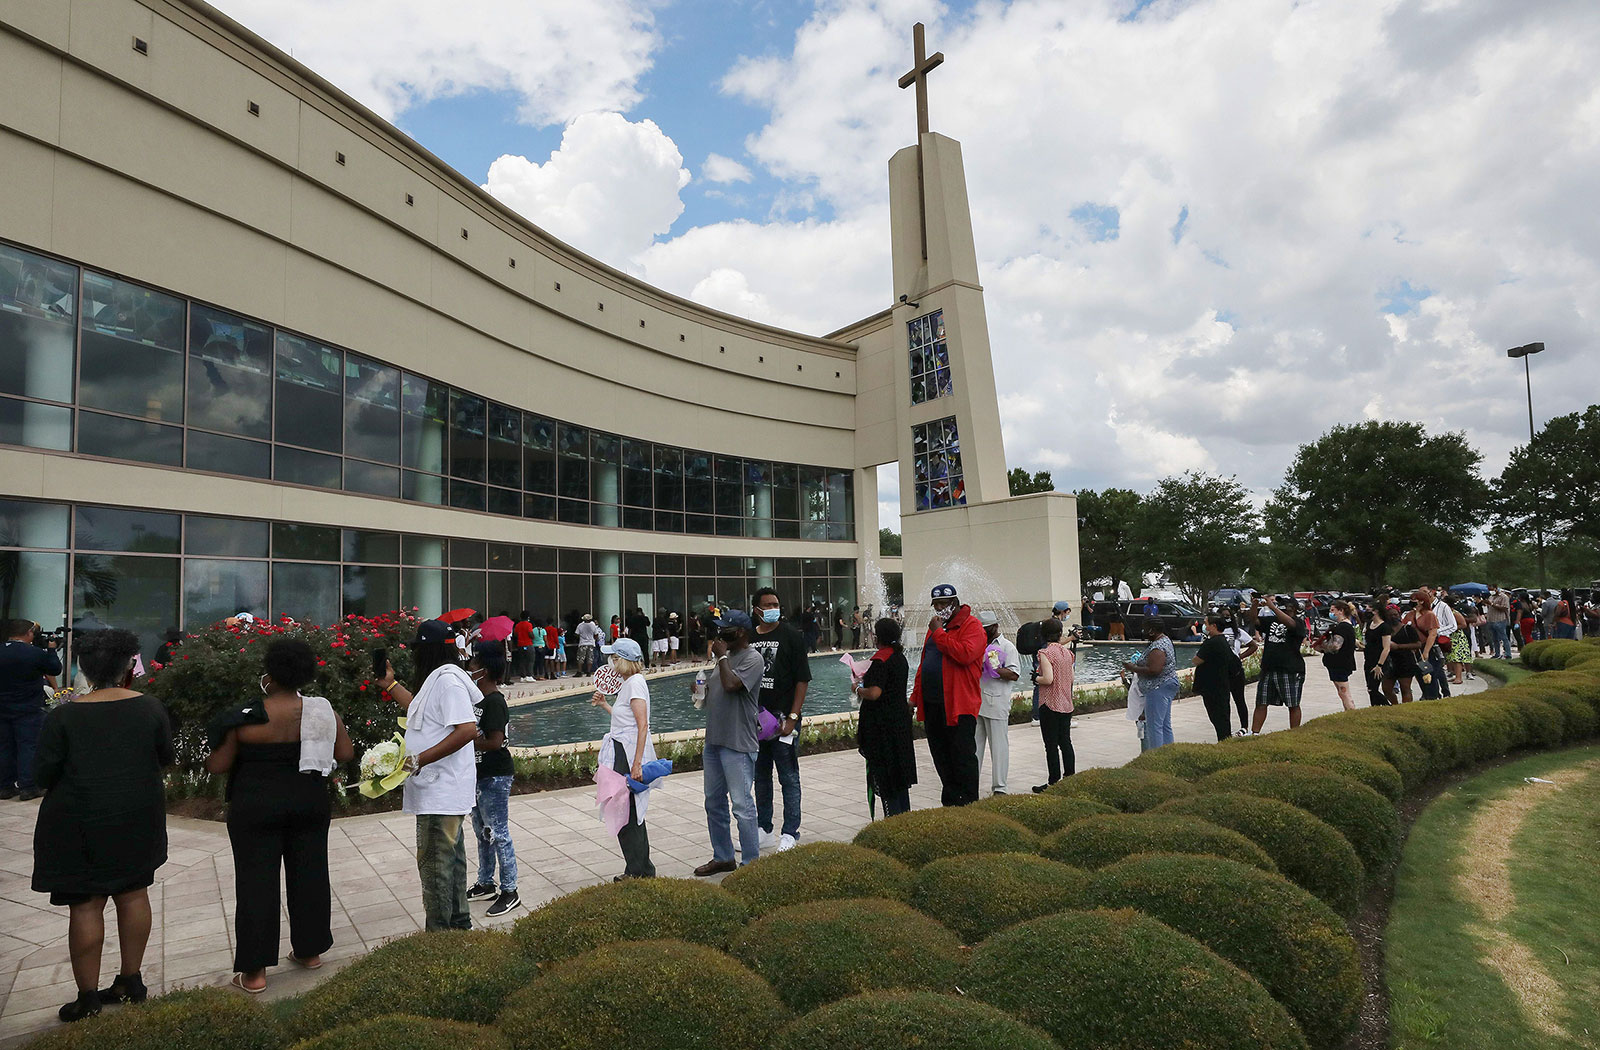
[1090,600,1205,640]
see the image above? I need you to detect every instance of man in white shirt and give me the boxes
[377,619,482,931]
[1431,593,1459,695]
[576,614,604,676]
[975,612,1021,796]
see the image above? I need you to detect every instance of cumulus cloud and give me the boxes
[213,0,656,124]
[702,153,755,184]
[484,113,691,266]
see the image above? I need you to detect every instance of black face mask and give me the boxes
[719,630,740,645]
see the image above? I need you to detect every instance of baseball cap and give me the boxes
[601,637,644,661]
[581,613,593,621]
[977,610,999,627]
[930,583,958,600]
[714,609,754,631]
[1052,601,1072,614]
[414,618,454,645]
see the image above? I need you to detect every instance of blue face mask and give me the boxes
[761,608,782,624]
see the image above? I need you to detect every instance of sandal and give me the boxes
[288,954,323,969]
[230,973,266,994]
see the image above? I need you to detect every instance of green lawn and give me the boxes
[1388,746,1600,1049]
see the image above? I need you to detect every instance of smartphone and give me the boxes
[371,648,388,679]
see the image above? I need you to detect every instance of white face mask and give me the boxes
[935,605,955,622]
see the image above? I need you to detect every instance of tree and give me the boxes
[1493,404,1600,548]
[1265,421,1489,590]
[1008,467,1054,495]
[878,527,902,557]
[1141,471,1261,606]
[1075,488,1152,598]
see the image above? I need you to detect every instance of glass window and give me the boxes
[772,462,799,521]
[343,530,400,564]
[557,575,590,621]
[184,558,268,630]
[745,459,772,535]
[624,553,653,575]
[186,515,268,557]
[801,466,829,538]
[714,456,743,516]
[486,402,521,489]
[450,539,486,568]
[272,522,339,561]
[559,549,591,573]
[402,566,444,617]
[344,354,400,464]
[402,536,445,566]
[487,572,520,618]
[79,272,185,423]
[401,373,447,474]
[524,546,557,572]
[622,507,651,530]
[187,431,270,478]
[342,564,400,618]
[75,506,180,553]
[907,308,950,405]
[0,243,76,405]
[0,499,68,549]
[590,433,619,526]
[0,549,67,629]
[523,414,556,493]
[0,396,71,451]
[523,573,555,618]
[403,470,444,505]
[558,499,589,525]
[274,333,342,451]
[912,417,966,511]
[653,446,683,511]
[684,452,713,516]
[449,569,485,614]
[448,479,485,512]
[275,446,341,489]
[488,543,519,571]
[523,492,556,521]
[271,562,340,625]
[187,305,271,437]
[558,424,589,502]
[487,487,520,517]
[654,511,684,533]
[449,391,486,481]
[621,439,652,508]
[686,514,714,536]
[344,459,400,498]
[73,553,179,659]
[77,410,182,467]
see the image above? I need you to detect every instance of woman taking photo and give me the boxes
[1123,622,1179,749]
[855,618,916,816]
[31,628,173,1022]
[591,637,656,879]
[206,639,352,993]
[1031,618,1076,790]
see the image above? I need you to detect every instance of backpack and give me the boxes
[1016,619,1045,657]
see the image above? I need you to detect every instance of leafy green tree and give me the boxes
[1008,467,1055,495]
[1265,421,1489,590]
[878,527,902,557]
[1075,488,1151,597]
[1141,472,1261,606]
[1493,405,1600,547]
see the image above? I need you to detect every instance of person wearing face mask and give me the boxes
[592,637,656,879]
[694,610,767,875]
[465,642,521,918]
[748,589,811,852]
[910,584,987,807]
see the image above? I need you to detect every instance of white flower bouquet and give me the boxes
[357,734,410,798]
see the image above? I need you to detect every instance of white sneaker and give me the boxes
[776,833,798,852]
[1233,728,1249,737]
[758,829,778,850]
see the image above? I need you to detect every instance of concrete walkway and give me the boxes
[0,672,1487,1042]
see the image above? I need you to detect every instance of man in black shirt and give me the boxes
[0,618,63,800]
[1250,595,1308,733]
[748,588,811,851]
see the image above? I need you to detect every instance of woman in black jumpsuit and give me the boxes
[856,618,917,817]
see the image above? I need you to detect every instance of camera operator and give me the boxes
[1,619,64,800]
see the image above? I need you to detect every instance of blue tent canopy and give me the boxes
[1449,582,1489,596]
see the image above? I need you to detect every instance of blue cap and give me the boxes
[414,619,454,645]
[714,609,753,631]
[930,583,958,600]
[1053,601,1072,614]
[602,638,644,661]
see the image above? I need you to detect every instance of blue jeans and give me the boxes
[1421,648,1449,699]
[0,706,45,792]
[1142,679,1178,748]
[703,744,759,865]
[415,814,470,931]
[472,775,517,892]
[756,737,801,839]
[1486,621,1511,660]
[1555,623,1577,639]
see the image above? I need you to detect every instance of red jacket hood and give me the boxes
[909,604,987,726]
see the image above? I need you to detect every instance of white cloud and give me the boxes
[213,0,657,124]
[483,113,691,266]
[702,153,755,184]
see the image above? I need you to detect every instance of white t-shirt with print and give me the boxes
[402,664,482,816]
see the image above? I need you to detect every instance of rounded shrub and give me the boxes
[510,877,748,964]
[1044,767,1196,811]
[1199,764,1397,873]
[1039,813,1276,872]
[970,791,1116,834]
[1528,639,1594,670]
[965,909,1308,1050]
[1524,670,1600,717]
[1082,854,1361,1049]
[291,1016,507,1050]
[721,842,912,915]
[731,897,963,1012]
[1520,639,1557,668]
[1155,792,1363,917]
[852,807,1038,867]
[1481,691,1566,749]
[1299,715,1433,788]
[1138,735,1402,801]
[22,987,282,1050]
[1519,689,1599,740]
[772,991,1061,1050]
[497,939,788,1050]
[287,930,533,1039]
[911,852,1085,943]
[1127,742,1251,781]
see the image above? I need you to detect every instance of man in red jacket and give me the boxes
[910,583,986,806]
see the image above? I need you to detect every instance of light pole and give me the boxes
[1506,342,1546,590]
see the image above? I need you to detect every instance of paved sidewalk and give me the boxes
[0,672,1486,1042]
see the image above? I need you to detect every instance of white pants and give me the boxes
[974,714,1010,794]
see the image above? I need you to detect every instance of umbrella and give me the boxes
[1448,583,1489,596]
[479,615,515,642]
[439,608,476,624]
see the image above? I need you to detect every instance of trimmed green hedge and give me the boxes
[1298,716,1434,788]
[911,852,1085,943]
[731,897,964,1012]
[291,1016,507,1050]
[1044,767,1196,811]
[1521,638,1600,670]
[1199,764,1398,873]
[852,808,1039,867]
[969,791,1117,834]
[286,930,534,1039]
[510,877,749,964]
[1039,813,1277,873]
[1155,791,1364,917]
[1129,736,1404,801]
[22,988,282,1050]
[772,991,1061,1050]
[964,909,1308,1050]
[721,842,912,915]
[1082,854,1361,1049]
[498,939,787,1050]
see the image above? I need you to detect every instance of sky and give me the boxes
[214,0,1600,534]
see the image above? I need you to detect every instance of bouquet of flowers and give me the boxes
[357,734,410,799]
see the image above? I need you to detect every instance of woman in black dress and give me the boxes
[32,628,173,1022]
[855,618,917,816]
[205,639,352,993]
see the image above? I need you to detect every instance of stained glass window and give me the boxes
[912,416,966,511]
[907,309,950,405]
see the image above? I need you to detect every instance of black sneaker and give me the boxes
[485,890,523,918]
[466,882,497,901]
[98,972,147,1005]
[0,787,16,800]
[17,789,42,801]
[59,991,101,1023]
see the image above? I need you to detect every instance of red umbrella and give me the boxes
[479,615,515,642]
[439,608,476,624]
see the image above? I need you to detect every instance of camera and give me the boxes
[33,625,67,650]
